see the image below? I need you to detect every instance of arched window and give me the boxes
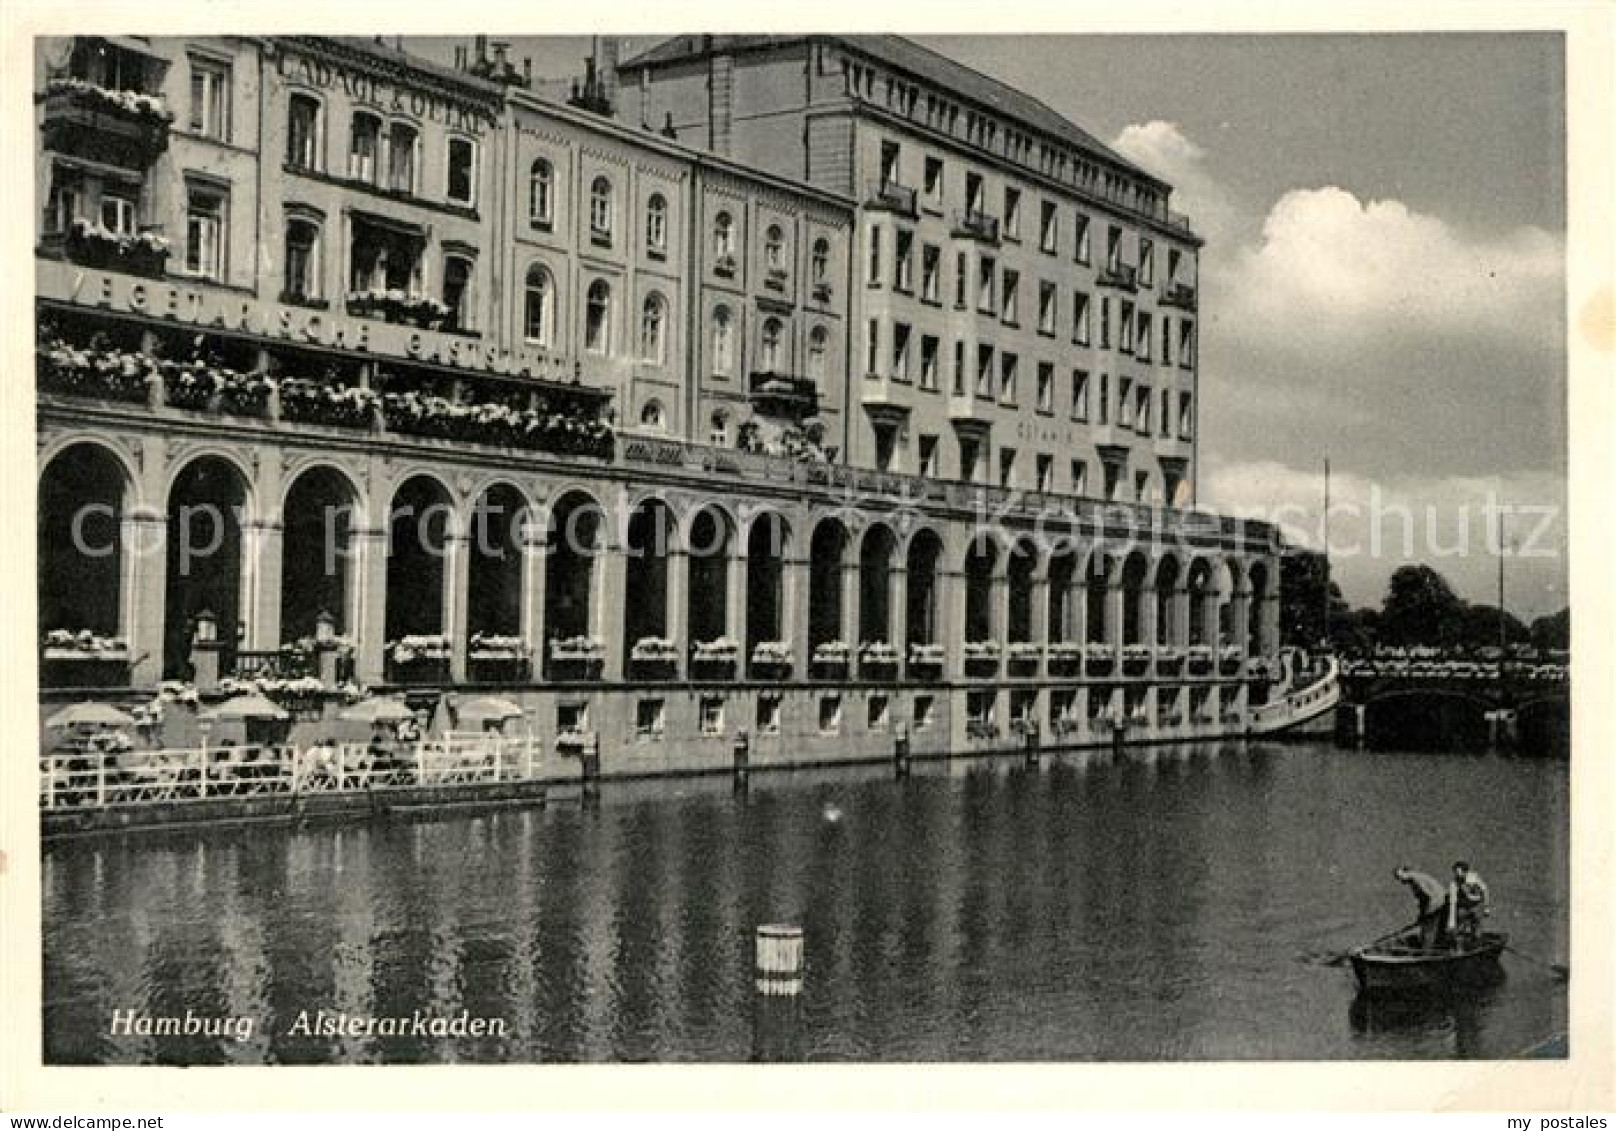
[640,400,666,431]
[348,111,381,183]
[765,224,785,270]
[812,237,830,283]
[760,317,783,373]
[713,211,735,263]
[807,325,828,382]
[712,305,734,375]
[646,193,668,255]
[529,158,554,227]
[286,93,324,171]
[640,293,667,364]
[585,279,611,354]
[710,409,731,447]
[524,264,553,345]
[589,176,613,241]
[284,216,321,301]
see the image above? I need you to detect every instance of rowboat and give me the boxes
[1349,930,1508,995]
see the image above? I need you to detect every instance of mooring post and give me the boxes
[581,732,601,800]
[733,728,750,790]
[1353,703,1367,749]
[1023,720,1040,766]
[893,722,911,779]
[752,923,804,1062]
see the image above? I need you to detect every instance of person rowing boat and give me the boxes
[1393,865,1448,949]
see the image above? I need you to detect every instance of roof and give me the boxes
[618,34,1164,189]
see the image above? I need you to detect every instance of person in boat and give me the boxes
[1393,865,1449,949]
[1448,860,1492,945]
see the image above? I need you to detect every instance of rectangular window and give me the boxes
[976,344,994,398]
[1075,212,1091,263]
[868,695,890,732]
[1002,269,1019,324]
[1039,200,1058,253]
[1003,186,1021,238]
[866,318,881,376]
[287,94,322,171]
[1103,461,1123,503]
[819,695,842,735]
[952,340,966,396]
[1000,351,1018,404]
[1119,376,1134,428]
[756,696,782,736]
[954,251,968,307]
[1180,391,1194,439]
[700,696,725,736]
[1072,369,1090,421]
[387,122,418,193]
[913,695,935,731]
[349,113,382,183]
[446,137,477,207]
[867,224,883,285]
[1162,315,1174,365]
[960,438,981,483]
[45,172,83,233]
[999,447,1017,489]
[283,216,320,300]
[892,322,912,381]
[1038,281,1057,335]
[1099,297,1111,350]
[1135,471,1151,503]
[636,698,666,740]
[1119,301,1135,354]
[1036,453,1053,493]
[921,244,940,302]
[1137,311,1152,362]
[1107,225,1123,272]
[188,56,230,141]
[1179,319,1195,367]
[880,139,901,187]
[894,230,914,292]
[967,690,996,729]
[100,192,136,235]
[1168,248,1183,286]
[184,184,226,280]
[965,171,983,214]
[1099,373,1110,424]
[920,335,939,390]
[1074,291,1091,346]
[923,156,944,207]
[977,256,996,313]
[1139,238,1155,286]
[557,701,589,735]
[1071,459,1089,496]
[919,434,939,477]
[1161,388,1173,438]
[1138,384,1152,434]
[1036,361,1054,413]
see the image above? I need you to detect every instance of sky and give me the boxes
[412,33,1568,619]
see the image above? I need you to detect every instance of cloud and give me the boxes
[1112,120,1237,244]
[1217,186,1562,357]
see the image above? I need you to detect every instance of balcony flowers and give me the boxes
[908,642,945,666]
[750,640,792,667]
[156,680,201,706]
[1122,644,1155,665]
[1047,641,1083,663]
[1051,716,1082,737]
[63,218,172,276]
[692,637,740,664]
[388,635,451,664]
[1219,644,1244,663]
[549,635,604,662]
[278,378,380,429]
[45,78,173,123]
[380,390,614,459]
[1009,716,1039,737]
[963,640,1001,662]
[346,289,451,329]
[469,634,530,660]
[812,640,849,665]
[631,636,679,663]
[1007,641,1044,663]
[1084,643,1115,663]
[965,717,999,740]
[858,640,899,665]
[42,629,129,659]
[217,674,327,700]
[36,336,152,402]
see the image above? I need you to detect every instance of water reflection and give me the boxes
[43,742,1567,1063]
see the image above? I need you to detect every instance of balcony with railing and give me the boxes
[1098,263,1138,291]
[38,78,173,167]
[1161,281,1198,310]
[865,181,919,219]
[951,209,1001,245]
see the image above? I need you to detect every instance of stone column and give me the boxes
[247,520,283,650]
[445,531,470,684]
[124,511,167,688]
[520,524,547,671]
[353,526,389,686]
[1260,591,1281,655]
[599,535,629,682]
[1105,582,1125,647]
[839,556,859,649]
[888,563,907,654]
[728,547,748,656]
[784,554,811,676]
[1071,573,1088,648]
[667,547,690,680]
[941,564,966,679]
[1172,585,1190,647]
[1229,587,1252,655]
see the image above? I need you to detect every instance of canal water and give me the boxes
[42,740,1569,1063]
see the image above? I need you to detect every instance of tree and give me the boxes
[1280,550,1351,648]
[1530,607,1570,651]
[1452,603,1530,651]
[1379,564,1465,647]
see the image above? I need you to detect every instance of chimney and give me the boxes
[492,41,509,71]
[475,34,488,66]
[454,45,466,70]
[597,36,619,112]
[524,58,533,88]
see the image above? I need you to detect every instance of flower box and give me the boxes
[1085,643,1114,662]
[1047,642,1083,663]
[469,634,530,660]
[42,629,129,659]
[858,641,899,665]
[40,80,172,166]
[692,638,740,664]
[631,637,680,664]
[749,641,792,674]
[36,338,152,403]
[161,364,218,412]
[1007,642,1044,664]
[217,373,276,418]
[388,635,451,664]
[61,220,170,277]
[963,640,1001,661]
[907,643,945,666]
[812,641,849,664]
[347,289,451,330]
[1051,717,1083,737]
[1009,717,1039,737]
[965,719,999,740]
[279,380,379,429]
[549,636,605,663]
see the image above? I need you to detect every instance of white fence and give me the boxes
[39,736,544,811]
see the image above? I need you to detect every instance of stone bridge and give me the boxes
[1336,660,1569,754]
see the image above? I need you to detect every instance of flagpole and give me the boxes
[1321,456,1331,650]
